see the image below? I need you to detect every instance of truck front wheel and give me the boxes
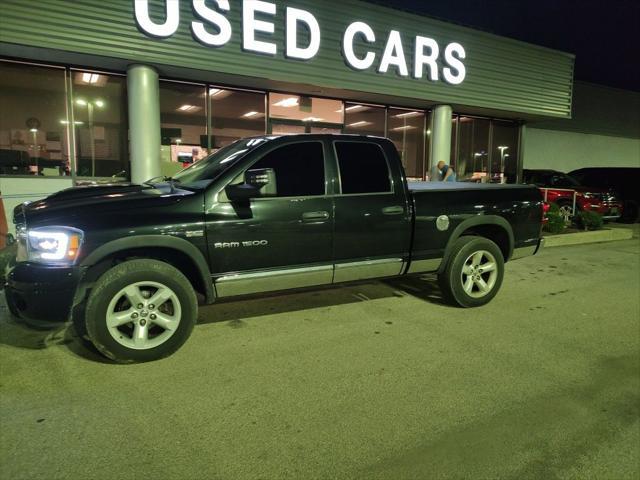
[84,259,197,363]
[438,236,505,308]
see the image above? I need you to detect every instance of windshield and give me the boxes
[549,173,581,188]
[173,137,272,187]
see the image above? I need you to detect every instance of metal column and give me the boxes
[429,105,453,171]
[127,64,161,183]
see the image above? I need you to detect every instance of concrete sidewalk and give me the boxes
[545,225,635,247]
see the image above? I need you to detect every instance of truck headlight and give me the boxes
[25,227,83,265]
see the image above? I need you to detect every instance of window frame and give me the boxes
[229,139,329,201]
[332,140,394,196]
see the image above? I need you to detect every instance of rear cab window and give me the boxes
[333,141,392,194]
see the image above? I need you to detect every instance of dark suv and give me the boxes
[569,167,640,223]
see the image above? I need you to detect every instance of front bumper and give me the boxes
[4,261,83,323]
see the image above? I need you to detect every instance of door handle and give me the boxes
[382,206,404,215]
[302,211,330,222]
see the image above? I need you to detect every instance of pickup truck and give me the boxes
[5,134,544,363]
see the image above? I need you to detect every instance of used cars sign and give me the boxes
[134,0,467,84]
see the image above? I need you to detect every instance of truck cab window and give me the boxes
[335,142,391,194]
[250,142,325,197]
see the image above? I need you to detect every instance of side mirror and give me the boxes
[225,168,277,201]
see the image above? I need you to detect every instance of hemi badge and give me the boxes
[185,230,204,238]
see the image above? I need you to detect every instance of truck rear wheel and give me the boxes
[438,236,504,308]
[84,259,197,363]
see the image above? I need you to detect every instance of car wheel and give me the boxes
[438,236,505,308]
[84,259,197,363]
[555,200,574,223]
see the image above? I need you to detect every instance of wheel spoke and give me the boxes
[148,287,172,308]
[463,276,474,294]
[124,285,144,307]
[132,323,149,347]
[151,312,180,332]
[107,309,134,328]
[475,277,489,293]
[463,264,474,275]
[472,252,484,267]
[480,262,496,273]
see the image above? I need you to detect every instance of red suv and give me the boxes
[522,169,623,221]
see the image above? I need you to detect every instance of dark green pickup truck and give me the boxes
[5,134,544,362]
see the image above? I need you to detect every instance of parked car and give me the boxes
[5,134,544,363]
[569,167,640,223]
[522,169,623,221]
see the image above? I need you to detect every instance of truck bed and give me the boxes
[408,181,533,192]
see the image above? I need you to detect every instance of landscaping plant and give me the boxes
[543,203,566,234]
[575,210,604,231]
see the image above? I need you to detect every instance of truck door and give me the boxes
[331,140,412,282]
[205,140,334,297]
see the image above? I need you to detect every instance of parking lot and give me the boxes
[1,238,639,480]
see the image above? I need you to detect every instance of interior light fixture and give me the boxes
[81,72,101,84]
[302,117,323,122]
[76,99,87,106]
[347,121,371,127]
[394,111,422,118]
[273,97,299,108]
[94,99,105,108]
[29,128,38,133]
[209,88,223,96]
[242,111,260,118]
[391,125,417,131]
[344,105,368,112]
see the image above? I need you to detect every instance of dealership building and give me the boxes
[1,0,638,234]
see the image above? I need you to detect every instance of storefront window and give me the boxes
[343,103,385,136]
[491,120,520,183]
[269,93,342,125]
[388,109,425,179]
[0,61,69,176]
[72,71,128,177]
[160,81,207,175]
[210,88,265,149]
[457,116,490,182]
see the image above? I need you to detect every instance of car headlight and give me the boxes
[21,227,84,265]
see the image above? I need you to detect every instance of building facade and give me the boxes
[1,0,577,233]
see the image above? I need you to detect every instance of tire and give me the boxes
[4,287,22,319]
[84,259,197,363]
[438,236,505,308]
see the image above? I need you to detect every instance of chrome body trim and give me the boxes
[407,257,442,274]
[333,258,404,283]
[215,265,333,297]
[511,244,537,260]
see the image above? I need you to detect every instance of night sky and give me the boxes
[374,0,640,92]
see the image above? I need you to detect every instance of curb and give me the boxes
[544,228,634,247]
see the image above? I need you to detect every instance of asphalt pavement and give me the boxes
[1,239,639,479]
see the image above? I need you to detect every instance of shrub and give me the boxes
[575,210,604,231]
[544,203,566,234]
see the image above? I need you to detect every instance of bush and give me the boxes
[575,210,604,231]
[543,203,566,234]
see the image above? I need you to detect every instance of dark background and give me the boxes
[371,0,640,92]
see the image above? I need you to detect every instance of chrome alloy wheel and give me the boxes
[558,204,573,222]
[105,281,182,350]
[460,250,499,299]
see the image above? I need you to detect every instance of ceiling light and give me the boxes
[209,88,222,96]
[302,117,323,122]
[178,104,195,111]
[347,121,371,127]
[76,99,87,106]
[81,72,101,84]
[391,126,416,131]
[29,128,38,133]
[94,99,105,108]
[394,111,422,118]
[345,105,368,112]
[243,111,260,118]
[273,97,299,108]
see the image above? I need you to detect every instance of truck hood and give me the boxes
[18,182,196,227]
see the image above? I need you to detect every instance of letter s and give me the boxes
[191,0,232,47]
[134,0,179,38]
[443,42,466,85]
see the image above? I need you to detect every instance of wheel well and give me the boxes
[82,247,207,299]
[460,225,511,261]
